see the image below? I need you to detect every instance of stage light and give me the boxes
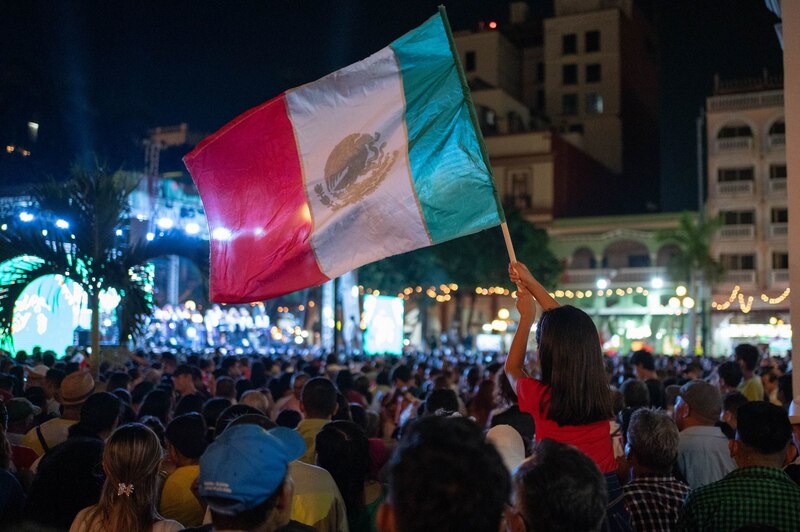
[596,278,608,290]
[156,217,174,230]
[185,222,201,235]
[19,212,34,222]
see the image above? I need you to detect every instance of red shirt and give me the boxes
[517,377,616,473]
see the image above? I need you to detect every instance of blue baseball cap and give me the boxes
[199,424,305,513]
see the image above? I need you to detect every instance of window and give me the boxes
[563,34,577,55]
[562,64,577,85]
[718,125,753,138]
[773,252,789,270]
[477,106,497,135]
[562,94,578,115]
[586,63,601,83]
[770,164,787,179]
[769,120,785,135]
[465,51,476,72]
[771,208,788,224]
[585,31,600,52]
[536,62,545,82]
[720,254,755,270]
[585,93,604,114]
[510,170,532,209]
[568,123,584,134]
[536,89,545,110]
[721,210,754,225]
[717,167,754,182]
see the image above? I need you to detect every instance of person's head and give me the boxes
[378,415,509,532]
[215,376,236,400]
[174,393,205,417]
[240,389,270,416]
[60,370,96,417]
[761,370,779,393]
[620,378,650,409]
[423,388,459,416]
[300,377,338,419]
[336,369,355,392]
[199,424,304,531]
[315,421,370,519]
[625,409,680,476]
[673,380,722,430]
[161,352,178,374]
[137,389,172,426]
[93,424,165,530]
[276,409,302,429]
[203,397,232,441]
[731,401,793,469]
[74,392,122,439]
[735,344,761,374]
[6,397,41,434]
[131,381,155,407]
[44,368,66,400]
[508,439,607,532]
[718,361,743,390]
[291,372,309,400]
[215,404,264,436]
[721,391,748,430]
[630,350,655,377]
[173,364,197,395]
[166,413,208,464]
[390,365,412,388]
[536,305,612,425]
[106,372,131,393]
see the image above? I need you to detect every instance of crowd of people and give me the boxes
[0,261,798,531]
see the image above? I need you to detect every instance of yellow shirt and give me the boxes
[160,465,204,527]
[296,418,330,464]
[738,376,764,402]
[22,418,77,455]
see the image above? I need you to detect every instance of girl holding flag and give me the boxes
[505,262,630,531]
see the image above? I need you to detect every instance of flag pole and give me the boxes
[439,5,517,265]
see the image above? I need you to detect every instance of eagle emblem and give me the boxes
[314,132,397,211]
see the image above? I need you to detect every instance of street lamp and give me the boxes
[596,278,608,290]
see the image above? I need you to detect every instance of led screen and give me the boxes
[363,295,404,355]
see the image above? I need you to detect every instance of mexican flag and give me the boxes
[184,8,503,303]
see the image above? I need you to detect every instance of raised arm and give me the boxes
[505,286,536,391]
[509,261,559,311]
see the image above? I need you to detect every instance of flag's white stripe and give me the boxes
[286,47,431,278]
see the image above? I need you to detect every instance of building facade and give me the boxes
[706,75,790,355]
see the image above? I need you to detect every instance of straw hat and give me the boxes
[60,371,95,406]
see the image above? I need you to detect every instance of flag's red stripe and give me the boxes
[184,93,328,302]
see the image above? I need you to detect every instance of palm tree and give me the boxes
[657,212,723,355]
[0,163,207,377]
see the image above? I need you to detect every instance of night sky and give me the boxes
[0,0,783,211]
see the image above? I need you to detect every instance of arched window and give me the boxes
[769,120,785,135]
[717,124,753,139]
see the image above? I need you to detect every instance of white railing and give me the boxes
[715,137,753,153]
[561,267,667,286]
[708,90,783,112]
[770,270,790,286]
[563,268,611,285]
[724,270,756,284]
[719,225,755,239]
[768,134,785,148]
[769,178,787,194]
[769,223,788,238]
[717,181,753,195]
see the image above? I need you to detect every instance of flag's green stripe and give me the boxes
[390,12,503,244]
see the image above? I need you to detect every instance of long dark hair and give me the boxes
[536,305,612,426]
[315,421,370,524]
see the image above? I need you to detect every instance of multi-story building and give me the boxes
[706,74,790,355]
[455,0,660,214]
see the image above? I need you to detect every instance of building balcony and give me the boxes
[769,223,788,238]
[719,224,755,239]
[769,178,787,194]
[715,137,753,153]
[561,267,667,287]
[770,270,789,286]
[723,270,756,285]
[717,181,753,196]
[768,134,785,148]
[707,89,783,112]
